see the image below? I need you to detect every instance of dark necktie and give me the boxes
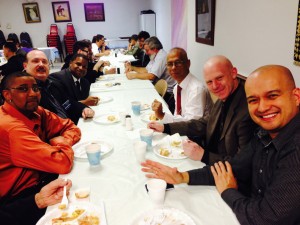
[176,85,182,115]
[219,103,226,134]
[75,80,81,93]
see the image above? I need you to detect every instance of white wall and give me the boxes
[0,0,150,47]
[149,0,172,52]
[187,0,300,86]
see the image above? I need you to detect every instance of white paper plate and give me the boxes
[131,207,196,225]
[96,75,115,81]
[153,141,187,160]
[73,140,113,161]
[93,113,120,125]
[36,201,107,225]
[140,113,160,123]
[98,96,113,104]
[141,103,150,111]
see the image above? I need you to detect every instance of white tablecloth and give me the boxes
[47,74,240,225]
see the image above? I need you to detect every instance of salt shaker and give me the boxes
[125,115,133,131]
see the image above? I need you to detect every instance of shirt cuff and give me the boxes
[164,124,171,134]
[221,188,246,209]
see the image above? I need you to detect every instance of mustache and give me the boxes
[36,67,47,72]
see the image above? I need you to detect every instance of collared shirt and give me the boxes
[146,49,176,93]
[188,113,300,225]
[0,103,81,198]
[162,73,213,123]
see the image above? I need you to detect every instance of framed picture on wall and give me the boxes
[84,3,105,22]
[51,1,72,23]
[22,3,41,23]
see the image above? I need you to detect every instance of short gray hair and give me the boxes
[144,36,163,50]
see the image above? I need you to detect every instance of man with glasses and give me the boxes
[125,36,176,112]
[130,31,150,67]
[151,47,213,123]
[149,55,256,164]
[0,72,80,224]
[92,34,110,58]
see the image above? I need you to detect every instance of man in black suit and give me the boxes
[0,42,24,77]
[49,54,99,107]
[148,55,257,164]
[24,50,95,124]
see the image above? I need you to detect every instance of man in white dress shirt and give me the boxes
[151,48,213,123]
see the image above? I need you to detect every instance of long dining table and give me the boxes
[46,58,240,225]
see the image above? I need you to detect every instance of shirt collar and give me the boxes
[178,73,192,90]
[2,102,41,131]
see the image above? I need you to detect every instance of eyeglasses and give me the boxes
[166,60,185,68]
[81,49,89,54]
[8,85,41,93]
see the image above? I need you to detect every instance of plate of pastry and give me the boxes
[72,140,113,161]
[152,134,187,160]
[140,113,160,123]
[93,113,120,125]
[36,201,106,225]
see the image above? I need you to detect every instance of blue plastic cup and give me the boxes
[131,101,141,116]
[85,143,101,167]
[140,129,154,150]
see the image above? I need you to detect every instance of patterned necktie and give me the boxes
[176,85,182,115]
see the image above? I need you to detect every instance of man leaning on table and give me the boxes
[142,65,300,225]
[0,72,80,225]
[125,36,176,112]
[149,55,256,164]
[24,50,95,124]
[151,47,213,123]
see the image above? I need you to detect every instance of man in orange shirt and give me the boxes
[0,72,81,224]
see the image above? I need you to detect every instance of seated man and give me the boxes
[61,40,106,84]
[24,50,95,124]
[149,55,256,164]
[0,42,24,77]
[0,72,81,224]
[0,178,72,225]
[125,34,139,55]
[142,65,300,225]
[92,34,110,58]
[125,36,176,112]
[49,54,99,107]
[130,30,150,67]
[151,47,213,123]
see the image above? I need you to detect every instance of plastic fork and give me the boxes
[59,178,68,209]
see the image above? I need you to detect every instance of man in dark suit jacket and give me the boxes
[49,54,99,107]
[148,55,257,164]
[24,50,95,124]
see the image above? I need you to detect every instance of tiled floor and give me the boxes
[49,62,63,74]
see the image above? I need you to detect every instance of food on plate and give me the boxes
[105,83,113,87]
[75,190,90,199]
[149,114,158,121]
[159,148,170,157]
[142,104,150,109]
[52,209,85,224]
[58,204,66,210]
[107,115,116,121]
[170,140,181,147]
[78,214,100,225]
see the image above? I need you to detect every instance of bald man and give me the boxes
[151,47,213,123]
[142,65,300,225]
[149,55,256,164]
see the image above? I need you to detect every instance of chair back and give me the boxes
[20,32,33,48]
[50,24,58,36]
[66,23,75,36]
[154,79,168,97]
[8,33,19,44]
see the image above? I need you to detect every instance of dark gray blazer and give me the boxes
[167,83,257,164]
[49,68,90,101]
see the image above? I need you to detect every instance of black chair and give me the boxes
[8,33,19,44]
[20,32,33,48]
[0,30,5,49]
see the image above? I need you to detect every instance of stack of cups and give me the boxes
[147,179,167,206]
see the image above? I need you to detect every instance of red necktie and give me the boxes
[176,85,182,115]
